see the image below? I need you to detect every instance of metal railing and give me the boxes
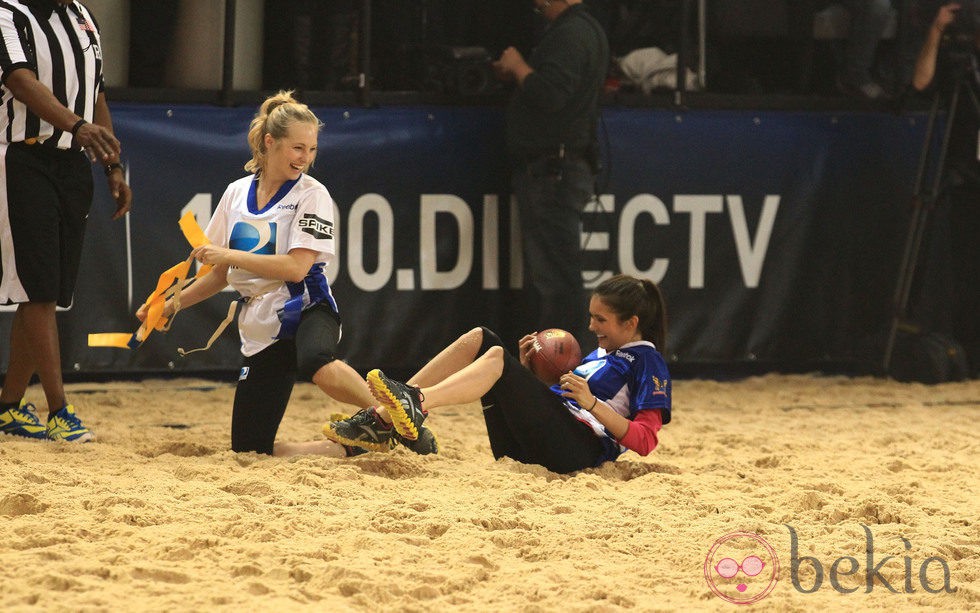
[115,0,707,108]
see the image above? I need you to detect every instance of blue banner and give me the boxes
[0,104,927,376]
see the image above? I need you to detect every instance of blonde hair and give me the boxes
[244,90,322,174]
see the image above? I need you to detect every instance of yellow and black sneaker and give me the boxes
[322,407,396,453]
[397,424,439,456]
[366,369,427,441]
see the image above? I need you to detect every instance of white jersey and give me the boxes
[205,173,338,356]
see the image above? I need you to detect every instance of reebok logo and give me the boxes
[359,424,384,442]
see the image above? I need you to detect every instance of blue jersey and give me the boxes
[551,340,671,462]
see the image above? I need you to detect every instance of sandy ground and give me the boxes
[1,374,977,612]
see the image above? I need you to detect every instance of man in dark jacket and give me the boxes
[494,0,609,345]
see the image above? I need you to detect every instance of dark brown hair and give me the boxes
[593,274,668,351]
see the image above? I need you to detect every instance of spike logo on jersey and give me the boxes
[230,221,277,254]
[298,214,334,240]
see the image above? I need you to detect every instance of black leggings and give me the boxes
[231,305,341,454]
[478,327,604,474]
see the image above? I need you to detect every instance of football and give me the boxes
[529,328,582,385]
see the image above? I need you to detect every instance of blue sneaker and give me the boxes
[0,400,46,440]
[367,369,427,441]
[46,404,94,443]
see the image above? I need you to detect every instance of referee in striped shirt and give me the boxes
[0,0,131,442]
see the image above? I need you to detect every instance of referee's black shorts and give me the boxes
[0,142,93,307]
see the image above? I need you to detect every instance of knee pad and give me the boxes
[295,305,342,380]
[297,348,337,381]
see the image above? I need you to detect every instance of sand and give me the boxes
[1,374,977,612]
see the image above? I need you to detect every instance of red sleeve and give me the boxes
[618,409,662,456]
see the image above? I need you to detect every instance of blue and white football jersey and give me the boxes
[552,340,672,460]
[205,173,338,356]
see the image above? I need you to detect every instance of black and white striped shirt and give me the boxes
[0,0,103,149]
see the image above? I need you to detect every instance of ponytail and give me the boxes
[244,90,322,174]
[639,279,668,352]
[593,274,668,352]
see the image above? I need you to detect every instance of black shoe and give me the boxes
[397,424,439,455]
[322,407,396,453]
[367,369,427,441]
[344,445,370,457]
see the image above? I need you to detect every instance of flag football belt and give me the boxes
[88,212,228,351]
